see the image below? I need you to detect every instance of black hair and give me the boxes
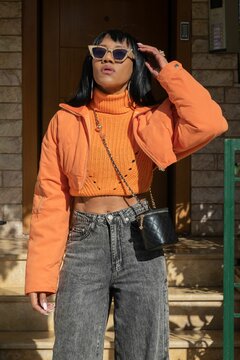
[67,29,157,107]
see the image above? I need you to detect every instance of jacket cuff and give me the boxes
[156,61,183,83]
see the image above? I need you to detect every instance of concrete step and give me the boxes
[0,238,226,288]
[1,286,240,332]
[0,330,239,360]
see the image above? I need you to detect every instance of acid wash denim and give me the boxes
[53,200,169,360]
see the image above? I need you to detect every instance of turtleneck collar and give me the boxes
[89,88,135,114]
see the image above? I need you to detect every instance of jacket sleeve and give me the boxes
[25,113,71,295]
[157,61,228,160]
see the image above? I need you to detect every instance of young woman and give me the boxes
[25,29,228,360]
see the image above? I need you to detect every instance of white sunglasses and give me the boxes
[88,45,135,63]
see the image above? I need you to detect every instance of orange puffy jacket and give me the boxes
[25,61,228,295]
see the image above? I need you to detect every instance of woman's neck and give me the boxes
[89,88,134,114]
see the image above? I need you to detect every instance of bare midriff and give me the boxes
[73,194,147,214]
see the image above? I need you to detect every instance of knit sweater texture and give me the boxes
[79,88,154,196]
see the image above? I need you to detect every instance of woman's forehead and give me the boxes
[99,35,129,48]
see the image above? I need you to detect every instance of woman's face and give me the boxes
[92,35,134,94]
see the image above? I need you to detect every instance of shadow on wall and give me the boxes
[0,221,52,360]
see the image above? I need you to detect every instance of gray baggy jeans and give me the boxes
[53,200,169,360]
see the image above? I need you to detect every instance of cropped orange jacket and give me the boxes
[25,61,228,295]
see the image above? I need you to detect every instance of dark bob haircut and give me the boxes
[67,29,157,107]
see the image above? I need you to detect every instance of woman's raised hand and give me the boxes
[29,292,55,315]
[137,43,168,77]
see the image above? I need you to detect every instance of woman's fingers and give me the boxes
[144,61,159,77]
[137,43,160,54]
[29,292,54,315]
[137,42,168,75]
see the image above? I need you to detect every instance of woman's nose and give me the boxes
[102,50,114,63]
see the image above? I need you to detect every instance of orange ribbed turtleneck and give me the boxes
[79,89,154,196]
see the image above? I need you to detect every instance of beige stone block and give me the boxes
[0,19,21,35]
[225,87,240,103]
[0,86,21,102]
[3,170,22,187]
[195,138,224,154]
[192,183,240,202]
[221,104,240,120]
[191,203,223,221]
[0,154,22,170]
[192,70,233,86]
[0,2,21,18]
[0,137,21,153]
[224,120,240,137]
[207,87,224,103]
[0,52,21,68]
[0,188,22,204]
[0,69,21,85]
[192,53,238,70]
[191,187,224,204]
[234,70,239,83]
[3,204,22,220]
[0,36,21,51]
[0,205,3,218]
[192,2,208,19]
[0,120,21,136]
[192,38,209,53]
[191,219,223,236]
[192,20,208,36]
[191,170,224,187]
[217,154,224,170]
[191,154,218,170]
[0,219,22,237]
[0,103,22,119]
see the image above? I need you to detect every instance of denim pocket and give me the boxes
[69,213,96,242]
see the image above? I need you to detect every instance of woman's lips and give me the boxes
[101,66,115,74]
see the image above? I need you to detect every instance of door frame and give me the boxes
[22,0,192,233]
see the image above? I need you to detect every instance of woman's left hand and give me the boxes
[137,43,168,77]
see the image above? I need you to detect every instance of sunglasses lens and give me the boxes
[92,47,107,59]
[112,49,128,61]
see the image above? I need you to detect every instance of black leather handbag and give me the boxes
[93,109,178,251]
[137,207,178,250]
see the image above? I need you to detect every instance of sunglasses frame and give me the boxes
[88,45,135,63]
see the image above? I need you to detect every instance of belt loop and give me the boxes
[119,211,130,224]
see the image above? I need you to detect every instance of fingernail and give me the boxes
[137,42,143,45]
[42,302,48,311]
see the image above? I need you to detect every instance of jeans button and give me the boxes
[107,214,113,221]
[125,217,129,222]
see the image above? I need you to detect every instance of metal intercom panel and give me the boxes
[209,0,239,52]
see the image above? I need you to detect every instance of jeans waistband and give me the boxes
[72,199,149,225]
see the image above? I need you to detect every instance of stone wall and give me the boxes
[191,0,240,236]
[0,1,22,237]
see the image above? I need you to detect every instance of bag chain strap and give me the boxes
[92,109,156,209]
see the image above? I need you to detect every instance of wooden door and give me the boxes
[23,0,192,232]
[41,0,169,133]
